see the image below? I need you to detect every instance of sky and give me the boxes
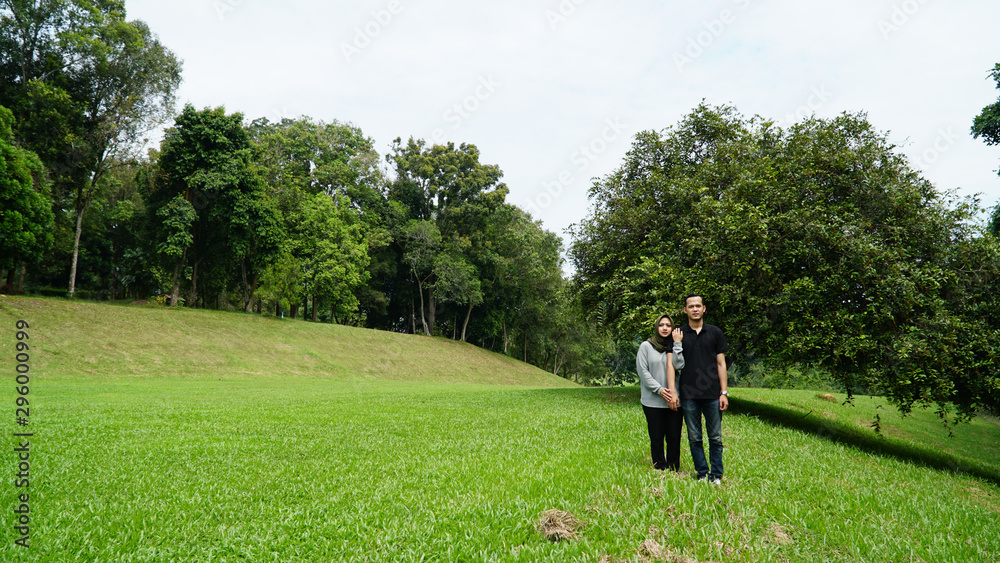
[126,0,1000,262]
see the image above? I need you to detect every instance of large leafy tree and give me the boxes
[386,138,507,336]
[292,193,370,323]
[248,116,387,319]
[151,105,281,308]
[0,0,182,296]
[0,104,53,289]
[572,103,1000,418]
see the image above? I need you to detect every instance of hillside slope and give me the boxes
[0,295,576,387]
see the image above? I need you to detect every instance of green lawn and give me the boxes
[1,296,998,561]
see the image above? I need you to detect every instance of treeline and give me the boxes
[0,2,610,382]
[2,101,609,381]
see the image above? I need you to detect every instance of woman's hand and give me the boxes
[659,388,680,410]
[672,327,683,342]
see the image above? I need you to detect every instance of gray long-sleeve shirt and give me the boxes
[637,340,685,408]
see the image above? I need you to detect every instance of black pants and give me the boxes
[642,405,683,471]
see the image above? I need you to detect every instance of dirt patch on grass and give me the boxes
[769,523,794,544]
[536,509,583,541]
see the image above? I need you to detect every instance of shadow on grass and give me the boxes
[528,387,999,485]
[728,396,1000,487]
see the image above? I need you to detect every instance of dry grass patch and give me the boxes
[535,509,583,541]
[769,522,794,545]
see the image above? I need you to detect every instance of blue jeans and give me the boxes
[681,398,723,480]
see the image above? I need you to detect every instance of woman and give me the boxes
[636,314,685,471]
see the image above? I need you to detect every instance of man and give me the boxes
[666,293,728,484]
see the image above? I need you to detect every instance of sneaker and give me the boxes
[709,477,722,486]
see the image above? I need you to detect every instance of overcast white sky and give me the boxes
[127,0,1000,255]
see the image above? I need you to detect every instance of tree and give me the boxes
[571,103,1000,418]
[0,104,54,289]
[400,219,441,335]
[249,116,388,318]
[0,1,182,296]
[254,250,303,317]
[293,193,369,323]
[431,241,483,342]
[154,195,195,305]
[151,105,281,308]
[971,62,1000,236]
[387,138,507,336]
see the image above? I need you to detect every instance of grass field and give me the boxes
[1,296,998,562]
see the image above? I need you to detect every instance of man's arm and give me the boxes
[717,352,729,411]
[671,327,685,370]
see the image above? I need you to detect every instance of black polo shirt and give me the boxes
[677,323,728,400]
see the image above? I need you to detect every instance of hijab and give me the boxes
[647,314,673,353]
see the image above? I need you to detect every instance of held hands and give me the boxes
[659,388,680,410]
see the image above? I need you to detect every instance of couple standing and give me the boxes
[636,294,728,484]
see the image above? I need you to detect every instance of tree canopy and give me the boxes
[0,104,54,286]
[571,103,1000,417]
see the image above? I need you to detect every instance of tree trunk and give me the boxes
[170,252,184,307]
[502,321,508,354]
[16,263,26,294]
[427,292,436,335]
[68,172,102,298]
[109,240,118,300]
[3,266,16,293]
[460,302,473,342]
[311,294,318,322]
[241,259,249,311]
[416,279,429,335]
[245,274,258,313]
[290,304,298,319]
[188,258,199,308]
[67,201,87,297]
[523,331,528,363]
